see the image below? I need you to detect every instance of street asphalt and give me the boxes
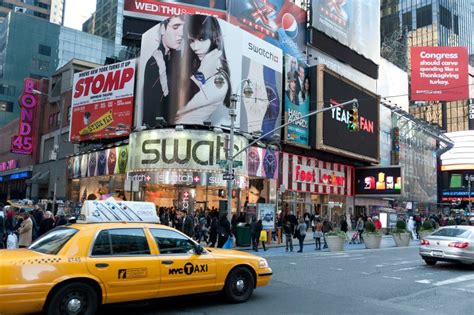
[99,237,474,315]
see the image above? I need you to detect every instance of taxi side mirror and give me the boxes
[195,244,204,255]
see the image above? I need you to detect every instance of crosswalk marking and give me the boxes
[433,274,474,286]
[415,279,431,284]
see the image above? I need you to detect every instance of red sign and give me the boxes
[123,0,226,20]
[70,60,136,143]
[411,46,469,101]
[11,78,38,155]
[0,159,18,172]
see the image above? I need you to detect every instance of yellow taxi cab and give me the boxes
[0,200,272,315]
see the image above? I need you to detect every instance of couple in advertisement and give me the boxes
[143,15,231,127]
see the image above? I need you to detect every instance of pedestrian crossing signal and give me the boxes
[347,106,359,131]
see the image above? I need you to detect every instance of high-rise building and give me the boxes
[380,0,474,133]
[0,12,120,126]
[0,0,65,25]
[82,0,123,48]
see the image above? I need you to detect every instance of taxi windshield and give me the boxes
[29,227,78,255]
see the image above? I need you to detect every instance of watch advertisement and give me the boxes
[355,166,402,196]
[247,147,279,180]
[284,54,310,146]
[135,14,283,139]
[68,146,128,179]
[257,203,276,231]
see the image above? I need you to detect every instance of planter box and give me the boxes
[326,236,345,252]
[419,230,433,240]
[393,232,411,247]
[364,233,382,249]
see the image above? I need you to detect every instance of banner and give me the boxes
[410,46,469,101]
[247,147,279,180]
[228,0,307,62]
[284,54,309,146]
[11,78,39,155]
[123,0,226,21]
[68,146,128,179]
[257,204,275,231]
[311,0,380,62]
[70,60,136,143]
[355,166,402,196]
[135,14,283,139]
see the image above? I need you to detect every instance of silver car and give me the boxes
[419,226,474,265]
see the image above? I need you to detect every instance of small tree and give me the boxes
[421,220,433,231]
[365,221,376,233]
[396,219,407,230]
[447,219,456,226]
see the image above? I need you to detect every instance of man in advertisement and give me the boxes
[143,15,185,127]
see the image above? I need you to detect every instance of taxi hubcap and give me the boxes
[236,279,245,292]
[67,298,82,313]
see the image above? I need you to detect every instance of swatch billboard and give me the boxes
[284,54,310,146]
[135,14,283,138]
[410,46,469,101]
[311,0,380,62]
[123,0,227,21]
[70,60,136,143]
[228,0,307,62]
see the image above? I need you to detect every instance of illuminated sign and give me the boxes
[0,159,18,172]
[11,78,38,155]
[355,167,402,196]
[0,171,32,182]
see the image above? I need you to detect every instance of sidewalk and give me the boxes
[232,231,420,252]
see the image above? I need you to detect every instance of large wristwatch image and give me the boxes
[263,149,277,178]
[248,147,261,175]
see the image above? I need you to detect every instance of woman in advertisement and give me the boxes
[175,15,231,125]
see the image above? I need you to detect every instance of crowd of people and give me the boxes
[0,203,68,249]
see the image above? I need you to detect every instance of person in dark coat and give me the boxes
[250,216,258,251]
[54,210,67,227]
[0,210,5,249]
[217,215,231,248]
[181,210,194,238]
[39,211,55,236]
[208,212,218,247]
[340,216,348,233]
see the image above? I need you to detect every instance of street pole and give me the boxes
[225,98,358,220]
[52,97,64,214]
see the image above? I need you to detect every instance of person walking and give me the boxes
[208,212,218,247]
[0,208,5,249]
[181,210,194,238]
[296,218,306,252]
[255,219,266,251]
[313,218,323,250]
[250,216,259,251]
[283,220,294,252]
[17,210,33,248]
[38,211,55,236]
[340,216,348,234]
[217,215,231,248]
[356,217,364,243]
[322,219,333,249]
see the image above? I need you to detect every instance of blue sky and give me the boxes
[64,0,96,30]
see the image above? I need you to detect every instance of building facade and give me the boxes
[0,0,65,24]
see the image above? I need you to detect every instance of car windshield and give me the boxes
[431,228,471,239]
[29,227,78,255]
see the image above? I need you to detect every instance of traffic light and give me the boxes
[347,105,359,131]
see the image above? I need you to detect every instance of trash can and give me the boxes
[235,224,251,247]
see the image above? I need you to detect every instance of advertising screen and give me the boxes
[228,0,307,62]
[315,66,379,163]
[284,54,310,146]
[70,60,136,143]
[311,0,380,62]
[355,166,402,196]
[410,46,469,101]
[135,14,283,139]
[123,0,226,21]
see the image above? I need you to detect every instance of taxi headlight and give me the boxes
[258,259,269,269]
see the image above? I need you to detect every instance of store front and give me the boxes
[280,152,353,225]
[67,145,129,202]
[127,129,248,214]
[0,167,33,202]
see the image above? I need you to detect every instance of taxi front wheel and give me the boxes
[46,282,98,315]
[223,267,255,303]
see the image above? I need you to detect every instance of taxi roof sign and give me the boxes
[78,198,159,224]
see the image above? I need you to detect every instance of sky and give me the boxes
[64,0,97,30]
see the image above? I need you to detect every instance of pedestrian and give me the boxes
[231,214,238,237]
[407,216,416,240]
[283,220,294,252]
[374,216,382,230]
[217,215,231,248]
[0,208,5,249]
[304,212,311,231]
[296,217,306,252]
[39,211,55,236]
[54,210,67,227]
[208,212,218,247]
[17,210,33,248]
[250,216,259,251]
[340,216,348,234]
[356,217,364,243]
[313,218,323,250]
[256,219,267,251]
[181,210,194,238]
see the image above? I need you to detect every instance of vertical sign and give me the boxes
[11,78,38,155]
[469,99,474,130]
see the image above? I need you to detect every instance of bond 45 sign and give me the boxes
[70,60,136,143]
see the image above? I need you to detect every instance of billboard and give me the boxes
[247,147,279,180]
[68,146,129,179]
[11,78,38,155]
[284,54,310,146]
[228,0,307,62]
[123,0,226,21]
[311,0,380,62]
[410,46,469,101]
[70,60,136,143]
[314,66,379,163]
[135,14,283,138]
[355,166,402,196]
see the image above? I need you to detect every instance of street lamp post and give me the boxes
[225,98,359,218]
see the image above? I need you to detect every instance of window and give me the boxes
[29,228,78,255]
[432,228,471,239]
[38,44,51,56]
[402,11,412,31]
[439,5,452,29]
[150,229,196,255]
[449,174,462,188]
[453,15,459,35]
[416,5,432,28]
[0,101,13,112]
[91,228,150,256]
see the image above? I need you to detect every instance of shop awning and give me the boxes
[25,172,41,184]
[26,171,50,184]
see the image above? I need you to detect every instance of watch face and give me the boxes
[262,86,280,137]
[263,150,276,178]
[108,149,117,174]
[80,155,88,178]
[248,148,261,175]
[97,151,107,176]
[118,147,128,173]
[88,153,97,177]
[74,157,80,178]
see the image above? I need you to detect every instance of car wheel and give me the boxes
[424,258,437,266]
[224,267,255,303]
[46,282,98,315]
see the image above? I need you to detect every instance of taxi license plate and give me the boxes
[432,250,443,257]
